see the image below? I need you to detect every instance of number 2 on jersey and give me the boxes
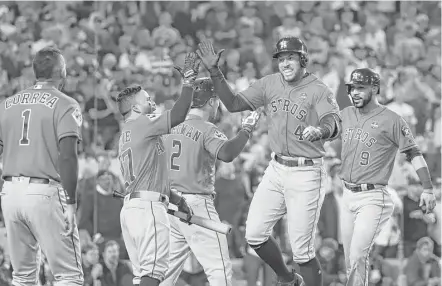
[120,148,136,187]
[360,151,370,166]
[170,139,182,171]
[20,109,31,145]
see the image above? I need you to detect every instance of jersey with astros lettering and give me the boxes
[0,83,83,181]
[239,73,340,158]
[163,115,228,195]
[118,111,171,196]
[340,106,417,185]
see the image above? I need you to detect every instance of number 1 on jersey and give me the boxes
[120,148,136,187]
[20,109,31,145]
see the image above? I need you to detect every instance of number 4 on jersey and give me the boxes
[294,125,305,140]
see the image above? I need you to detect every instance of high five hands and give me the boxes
[196,40,225,70]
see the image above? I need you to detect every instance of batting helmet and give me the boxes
[191,77,216,108]
[345,68,381,94]
[273,37,309,68]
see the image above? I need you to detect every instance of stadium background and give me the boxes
[0,1,440,285]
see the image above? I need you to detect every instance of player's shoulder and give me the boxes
[308,73,333,93]
[258,73,283,87]
[381,106,404,123]
[53,91,80,109]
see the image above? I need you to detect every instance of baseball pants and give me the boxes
[245,158,326,263]
[1,178,83,286]
[340,185,394,286]
[120,193,170,284]
[161,194,232,286]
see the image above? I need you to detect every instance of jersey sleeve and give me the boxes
[142,110,171,137]
[316,87,341,121]
[238,78,266,111]
[57,103,83,142]
[203,126,228,158]
[393,116,418,152]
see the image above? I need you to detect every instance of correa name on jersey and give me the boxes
[5,91,59,109]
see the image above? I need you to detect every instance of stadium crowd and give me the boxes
[0,1,440,286]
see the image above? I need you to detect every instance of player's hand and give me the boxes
[63,204,77,237]
[242,111,261,135]
[174,52,201,86]
[177,197,194,224]
[302,126,323,142]
[196,39,225,70]
[419,189,437,213]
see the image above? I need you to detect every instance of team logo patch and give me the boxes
[279,40,288,49]
[214,130,228,140]
[371,121,379,129]
[401,126,411,137]
[71,107,83,127]
[327,93,338,108]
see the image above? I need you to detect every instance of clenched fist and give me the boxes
[242,111,261,135]
[302,126,323,142]
[174,52,201,86]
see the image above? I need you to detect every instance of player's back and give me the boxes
[0,84,82,181]
[164,116,226,195]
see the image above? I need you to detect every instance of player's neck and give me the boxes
[189,109,208,121]
[35,79,61,88]
[358,99,380,114]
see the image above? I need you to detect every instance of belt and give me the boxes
[344,182,384,193]
[4,176,50,184]
[129,191,169,204]
[274,155,314,167]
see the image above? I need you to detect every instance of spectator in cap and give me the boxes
[405,237,441,286]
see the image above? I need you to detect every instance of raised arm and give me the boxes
[217,111,261,162]
[196,40,254,113]
[170,52,201,128]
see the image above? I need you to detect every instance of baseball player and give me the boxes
[339,68,437,286]
[0,47,84,285]
[117,53,199,286]
[160,77,261,286]
[197,37,342,286]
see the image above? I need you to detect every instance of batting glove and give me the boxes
[174,52,201,87]
[302,126,323,142]
[177,197,194,224]
[241,111,261,135]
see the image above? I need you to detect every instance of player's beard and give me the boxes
[352,90,372,108]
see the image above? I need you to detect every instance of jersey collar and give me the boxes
[186,114,203,121]
[33,81,58,90]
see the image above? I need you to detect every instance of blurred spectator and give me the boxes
[99,241,132,286]
[402,182,437,257]
[82,243,102,286]
[0,246,11,285]
[373,187,403,259]
[428,185,441,257]
[405,237,441,286]
[78,170,126,257]
[317,238,346,286]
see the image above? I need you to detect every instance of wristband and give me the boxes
[423,187,434,194]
